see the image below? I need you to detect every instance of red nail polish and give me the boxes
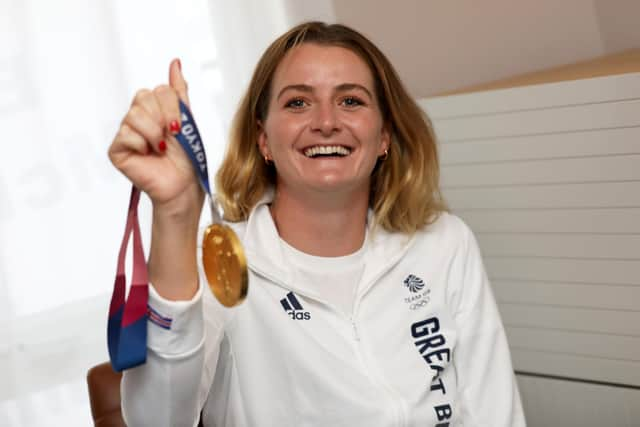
[159,140,167,152]
[169,120,180,134]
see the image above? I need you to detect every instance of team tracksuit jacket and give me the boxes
[122,197,526,426]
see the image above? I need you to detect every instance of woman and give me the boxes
[109,21,525,427]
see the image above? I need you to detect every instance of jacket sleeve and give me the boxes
[452,223,527,426]
[121,277,225,427]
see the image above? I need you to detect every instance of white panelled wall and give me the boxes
[420,73,640,427]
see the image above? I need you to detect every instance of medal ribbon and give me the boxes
[108,186,149,371]
[108,100,213,371]
[175,100,218,209]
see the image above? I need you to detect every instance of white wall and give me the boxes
[420,72,640,427]
[333,0,640,97]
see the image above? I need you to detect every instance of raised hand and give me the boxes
[109,59,203,216]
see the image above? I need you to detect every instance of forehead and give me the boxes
[271,43,375,91]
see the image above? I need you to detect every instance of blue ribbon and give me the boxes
[175,100,212,196]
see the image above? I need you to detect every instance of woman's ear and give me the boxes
[379,122,391,156]
[256,120,271,159]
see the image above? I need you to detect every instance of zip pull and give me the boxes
[351,318,360,341]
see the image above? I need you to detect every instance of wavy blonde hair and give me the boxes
[215,21,446,234]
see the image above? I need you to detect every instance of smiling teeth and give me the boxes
[304,145,351,157]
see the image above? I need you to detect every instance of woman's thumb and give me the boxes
[169,58,190,106]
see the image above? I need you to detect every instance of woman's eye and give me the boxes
[285,98,307,108]
[341,97,363,107]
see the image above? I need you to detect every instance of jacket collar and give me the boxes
[240,189,415,300]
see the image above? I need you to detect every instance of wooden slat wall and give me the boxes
[419,71,640,388]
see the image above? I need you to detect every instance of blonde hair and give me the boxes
[215,21,446,234]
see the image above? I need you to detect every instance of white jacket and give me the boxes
[122,198,526,427]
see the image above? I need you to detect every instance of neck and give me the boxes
[269,184,369,257]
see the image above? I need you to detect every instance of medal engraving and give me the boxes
[202,223,248,307]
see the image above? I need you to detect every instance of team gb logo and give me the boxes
[404,274,425,293]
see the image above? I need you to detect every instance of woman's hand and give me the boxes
[109,58,203,218]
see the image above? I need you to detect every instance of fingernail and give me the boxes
[159,140,167,152]
[169,120,180,134]
[177,59,181,71]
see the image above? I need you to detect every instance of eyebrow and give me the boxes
[276,83,374,101]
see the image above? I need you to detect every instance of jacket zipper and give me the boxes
[348,247,414,427]
[350,311,408,427]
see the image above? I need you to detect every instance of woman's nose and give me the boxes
[310,103,341,136]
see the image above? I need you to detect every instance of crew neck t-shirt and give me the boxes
[278,235,367,316]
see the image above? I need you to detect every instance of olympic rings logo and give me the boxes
[410,298,430,310]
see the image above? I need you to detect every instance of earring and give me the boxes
[264,155,273,165]
[379,148,389,161]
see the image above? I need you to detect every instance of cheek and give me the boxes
[351,117,385,149]
[265,115,306,150]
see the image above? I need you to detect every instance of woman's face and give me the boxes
[258,43,390,199]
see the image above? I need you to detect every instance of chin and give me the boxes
[307,174,367,194]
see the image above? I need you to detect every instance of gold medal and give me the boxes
[202,223,248,307]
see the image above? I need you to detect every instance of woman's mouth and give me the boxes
[303,145,352,158]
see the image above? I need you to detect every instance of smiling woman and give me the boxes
[112,21,526,426]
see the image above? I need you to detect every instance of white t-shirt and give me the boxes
[278,234,367,316]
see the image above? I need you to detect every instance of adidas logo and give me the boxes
[280,292,311,320]
[404,274,425,293]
